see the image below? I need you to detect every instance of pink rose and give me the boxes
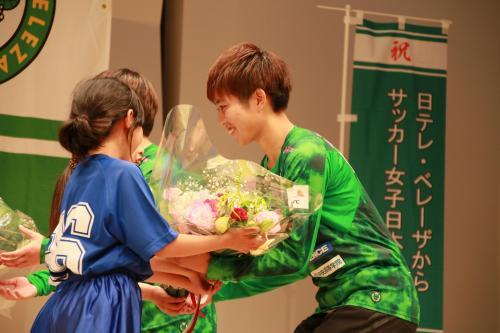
[185,200,217,232]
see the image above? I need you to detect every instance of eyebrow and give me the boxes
[213,93,229,105]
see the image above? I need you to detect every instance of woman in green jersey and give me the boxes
[176,42,420,333]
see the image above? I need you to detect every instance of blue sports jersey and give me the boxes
[45,154,178,283]
[32,154,179,333]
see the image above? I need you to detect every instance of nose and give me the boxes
[133,149,144,165]
[217,109,225,124]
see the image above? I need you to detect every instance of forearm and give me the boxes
[155,234,227,258]
[146,271,211,296]
[26,270,56,296]
[207,216,320,281]
[214,274,304,302]
[207,246,301,281]
[151,256,204,279]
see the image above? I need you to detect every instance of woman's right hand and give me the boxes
[223,227,266,253]
[0,276,37,300]
[140,283,189,316]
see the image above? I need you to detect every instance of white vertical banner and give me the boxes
[0,0,111,326]
[0,1,111,326]
[0,0,111,231]
[1,0,112,130]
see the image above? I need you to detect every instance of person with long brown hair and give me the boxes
[0,69,219,332]
[24,75,263,332]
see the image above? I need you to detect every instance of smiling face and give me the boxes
[214,93,264,146]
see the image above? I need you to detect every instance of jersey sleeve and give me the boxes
[39,237,50,264]
[207,140,326,282]
[26,269,55,296]
[213,273,305,302]
[320,149,361,232]
[110,165,178,261]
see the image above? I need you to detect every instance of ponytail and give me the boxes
[48,157,78,233]
[48,77,144,233]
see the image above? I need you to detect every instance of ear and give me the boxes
[254,88,267,110]
[124,108,135,129]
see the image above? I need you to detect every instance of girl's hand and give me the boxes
[0,226,44,268]
[0,277,37,300]
[140,283,188,316]
[222,227,266,253]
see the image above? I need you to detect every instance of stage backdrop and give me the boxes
[349,20,447,333]
[0,0,111,235]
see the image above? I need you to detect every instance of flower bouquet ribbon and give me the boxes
[149,105,322,331]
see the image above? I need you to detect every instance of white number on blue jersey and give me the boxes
[46,202,94,282]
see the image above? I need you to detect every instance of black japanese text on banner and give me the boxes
[349,19,447,333]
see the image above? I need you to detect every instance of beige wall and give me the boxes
[110,0,164,143]
[0,266,49,332]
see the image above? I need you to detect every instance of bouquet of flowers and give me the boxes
[149,105,322,332]
[0,197,38,252]
[150,105,322,256]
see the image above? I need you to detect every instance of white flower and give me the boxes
[255,210,281,234]
[163,187,182,202]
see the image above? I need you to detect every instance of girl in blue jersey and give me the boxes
[31,77,264,333]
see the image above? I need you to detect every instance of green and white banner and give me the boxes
[349,20,446,333]
[0,0,111,235]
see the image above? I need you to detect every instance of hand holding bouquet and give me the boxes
[0,197,40,317]
[0,198,38,253]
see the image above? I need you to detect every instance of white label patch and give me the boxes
[309,242,333,262]
[310,255,345,278]
[287,185,309,209]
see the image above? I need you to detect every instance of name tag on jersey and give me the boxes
[310,242,333,262]
[287,185,309,209]
[310,255,345,278]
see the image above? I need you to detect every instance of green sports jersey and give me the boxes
[208,126,419,324]
[27,144,218,332]
[140,143,217,332]
[139,143,158,182]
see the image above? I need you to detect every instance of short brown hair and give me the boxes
[96,68,159,136]
[207,42,291,111]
